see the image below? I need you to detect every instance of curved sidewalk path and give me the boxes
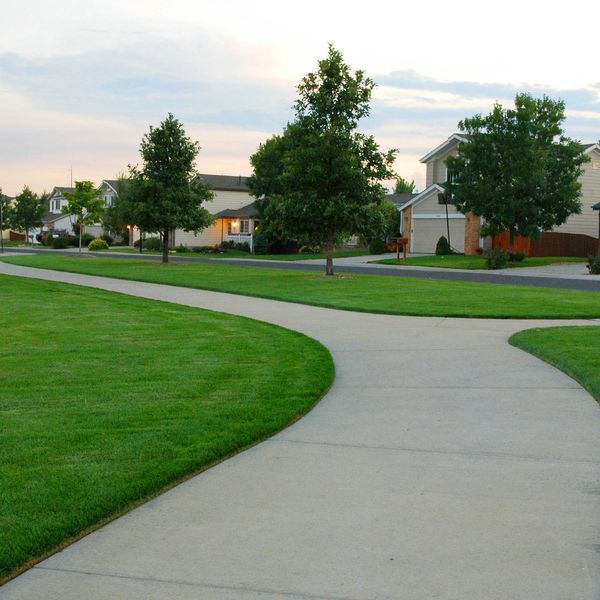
[2,262,600,600]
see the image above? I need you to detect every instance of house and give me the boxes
[172,174,258,250]
[397,134,472,254]
[42,183,118,239]
[399,134,600,255]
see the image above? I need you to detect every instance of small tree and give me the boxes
[11,186,46,245]
[63,181,105,253]
[445,93,589,248]
[249,45,396,275]
[123,114,214,263]
[0,189,10,252]
[393,176,416,194]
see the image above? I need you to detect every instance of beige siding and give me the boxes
[554,150,600,238]
[412,218,465,254]
[175,221,225,247]
[425,145,459,187]
[413,189,464,216]
[174,189,254,247]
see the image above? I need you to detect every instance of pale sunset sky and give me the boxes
[2,0,599,196]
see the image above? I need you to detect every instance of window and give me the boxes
[240,220,249,234]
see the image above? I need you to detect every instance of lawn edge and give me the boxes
[0,275,335,585]
[2,258,600,320]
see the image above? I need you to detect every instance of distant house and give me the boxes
[398,134,600,254]
[42,183,118,239]
[172,174,257,250]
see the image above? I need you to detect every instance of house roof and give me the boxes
[42,211,69,224]
[386,193,419,209]
[51,186,75,195]
[214,202,258,219]
[592,202,600,211]
[420,134,469,163]
[194,174,250,192]
[101,180,120,193]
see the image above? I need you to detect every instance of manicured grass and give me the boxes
[0,275,333,582]
[106,248,372,261]
[3,254,600,319]
[375,255,587,269]
[510,326,600,401]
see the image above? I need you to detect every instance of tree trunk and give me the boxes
[25,227,29,247]
[162,227,169,263]
[325,236,334,276]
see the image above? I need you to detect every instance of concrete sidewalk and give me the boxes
[2,262,600,599]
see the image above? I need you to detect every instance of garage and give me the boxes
[411,215,465,254]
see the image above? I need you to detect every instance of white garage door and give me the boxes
[412,218,465,254]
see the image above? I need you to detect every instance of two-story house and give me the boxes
[398,134,600,255]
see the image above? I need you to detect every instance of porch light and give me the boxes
[231,219,240,233]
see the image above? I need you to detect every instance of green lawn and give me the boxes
[510,326,600,401]
[374,255,587,270]
[0,275,333,582]
[106,247,371,261]
[3,254,600,319]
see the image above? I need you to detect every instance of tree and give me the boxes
[445,93,589,247]
[63,181,105,252]
[393,176,416,194]
[249,45,396,275]
[102,178,135,241]
[10,186,46,245]
[0,189,10,252]
[123,113,214,263]
[359,199,400,247]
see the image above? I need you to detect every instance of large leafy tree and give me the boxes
[445,93,589,246]
[63,181,105,252]
[123,114,213,263]
[393,176,416,194]
[249,45,396,275]
[10,186,46,245]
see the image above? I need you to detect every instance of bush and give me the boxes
[88,238,109,251]
[143,237,162,251]
[368,239,386,254]
[100,234,114,245]
[219,240,235,250]
[51,235,69,249]
[81,233,95,247]
[299,245,321,254]
[435,236,452,256]
[486,248,508,269]
[252,232,270,255]
[175,244,189,253]
[587,255,600,275]
[508,251,526,262]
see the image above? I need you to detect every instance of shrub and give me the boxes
[368,239,386,254]
[252,232,270,255]
[234,241,251,253]
[299,245,321,254]
[486,248,508,269]
[51,235,69,249]
[88,238,109,251]
[219,240,235,250]
[175,244,189,253]
[143,237,161,251]
[508,251,526,262]
[81,233,95,247]
[435,236,452,256]
[587,255,600,275]
[100,234,114,245]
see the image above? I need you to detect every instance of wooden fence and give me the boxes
[493,231,598,257]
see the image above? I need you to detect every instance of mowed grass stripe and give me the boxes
[0,275,333,581]
[3,254,600,319]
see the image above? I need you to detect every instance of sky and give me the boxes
[2,0,600,196]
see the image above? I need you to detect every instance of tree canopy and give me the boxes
[121,114,214,262]
[9,186,46,245]
[249,45,396,275]
[393,176,416,194]
[445,93,589,245]
[63,181,105,252]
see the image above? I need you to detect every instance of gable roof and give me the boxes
[397,184,445,212]
[100,180,120,194]
[583,143,600,155]
[420,134,469,163]
[194,174,250,192]
[214,202,258,218]
[386,193,419,209]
